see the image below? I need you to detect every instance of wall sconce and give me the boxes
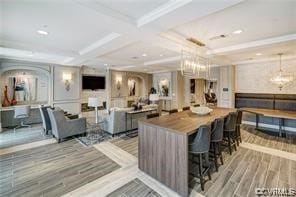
[63,73,72,91]
[116,76,122,90]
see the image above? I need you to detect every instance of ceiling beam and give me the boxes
[207,33,296,55]
[78,33,121,56]
[137,0,192,27]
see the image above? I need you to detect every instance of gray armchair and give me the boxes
[39,105,52,135]
[47,108,86,142]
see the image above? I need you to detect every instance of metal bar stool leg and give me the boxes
[218,141,224,165]
[198,154,204,191]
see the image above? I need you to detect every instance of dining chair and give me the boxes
[182,106,190,111]
[210,118,224,172]
[14,105,31,132]
[188,124,211,191]
[169,109,178,114]
[147,113,160,119]
[223,112,238,155]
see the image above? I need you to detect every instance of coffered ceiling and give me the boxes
[1,0,295,72]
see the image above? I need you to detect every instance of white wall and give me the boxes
[235,59,296,94]
[52,66,81,114]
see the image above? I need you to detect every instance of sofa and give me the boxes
[103,105,157,135]
[47,108,86,142]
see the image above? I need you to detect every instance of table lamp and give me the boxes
[88,97,101,124]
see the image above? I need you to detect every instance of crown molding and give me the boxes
[137,0,192,27]
[78,33,121,56]
[75,0,136,25]
[233,55,296,65]
[0,47,74,65]
[144,55,181,66]
[207,33,296,55]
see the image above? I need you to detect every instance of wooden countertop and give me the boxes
[241,107,296,120]
[139,107,235,135]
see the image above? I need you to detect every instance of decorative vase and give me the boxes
[2,85,10,107]
[10,77,17,106]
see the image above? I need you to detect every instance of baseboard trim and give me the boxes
[242,120,296,132]
[241,142,296,162]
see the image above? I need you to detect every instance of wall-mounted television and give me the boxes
[82,75,105,90]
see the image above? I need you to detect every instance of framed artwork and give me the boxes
[158,78,170,97]
[10,76,37,102]
[128,78,136,96]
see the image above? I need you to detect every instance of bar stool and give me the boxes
[147,113,159,119]
[236,110,243,146]
[210,118,224,172]
[189,124,211,191]
[224,112,238,155]
[169,109,178,114]
[182,106,190,111]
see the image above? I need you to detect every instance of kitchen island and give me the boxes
[138,107,235,196]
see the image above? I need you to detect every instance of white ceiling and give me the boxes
[95,0,170,19]
[1,0,296,72]
[173,0,296,49]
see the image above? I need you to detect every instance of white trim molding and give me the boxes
[78,33,121,56]
[207,33,296,55]
[137,0,192,27]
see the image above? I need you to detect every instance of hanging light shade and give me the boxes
[270,53,294,90]
[180,50,210,79]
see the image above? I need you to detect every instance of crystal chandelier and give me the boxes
[180,50,210,78]
[270,53,294,90]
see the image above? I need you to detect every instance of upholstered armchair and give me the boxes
[47,108,86,142]
[39,105,52,135]
[103,106,157,135]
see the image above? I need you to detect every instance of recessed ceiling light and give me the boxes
[104,63,108,66]
[232,30,243,34]
[160,54,164,57]
[37,30,48,35]
[256,53,262,56]
[142,53,147,57]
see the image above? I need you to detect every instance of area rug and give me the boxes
[76,130,138,147]
[106,178,161,197]
[76,130,112,146]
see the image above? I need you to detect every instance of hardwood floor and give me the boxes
[241,124,296,154]
[0,139,120,197]
[0,124,295,197]
[110,136,138,157]
[0,124,52,149]
[108,126,296,197]
[192,147,296,196]
[106,178,161,197]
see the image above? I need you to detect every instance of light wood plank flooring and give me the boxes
[191,147,296,196]
[0,124,52,149]
[106,178,161,197]
[110,136,138,158]
[0,139,120,197]
[108,126,296,197]
[241,124,296,154]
